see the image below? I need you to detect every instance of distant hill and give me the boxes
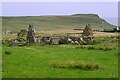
[2,14,116,32]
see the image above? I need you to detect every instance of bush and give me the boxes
[87,46,95,50]
[53,61,100,70]
[53,61,69,68]
[80,40,95,45]
[18,42,27,46]
[90,63,99,70]
[76,62,87,69]
[75,45,114,51]
[103,47,113,51]
[59,37,68,44]
[75,62,99,70]
[4,51,11,54]
[79,46,86,49]
[97,47,104,50]
[2,39,11,46]
[75,45,95,50]
[97,47,113,51]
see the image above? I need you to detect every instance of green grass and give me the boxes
[2,44,118,78]
[2,14,115,32]
[1,13,119,78]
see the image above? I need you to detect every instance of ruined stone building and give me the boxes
[82,24,94,43]
[27,24,35,43]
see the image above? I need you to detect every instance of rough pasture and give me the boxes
[2,44,118,78]
[2,35,118,78]
[1,31,118,39]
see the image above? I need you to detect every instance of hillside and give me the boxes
[2,14,115,32]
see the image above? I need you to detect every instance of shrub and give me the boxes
[4,51,11,54]
[85,63,92,70]
[76,62,99,70]
[18,42,27,46]
[59,38,68,44]
[2,39,11,46]
[90,63,99,70]
[53,61,100,70]
[103,47,113,51]
[76,62,87,69]
[53,61,68,68]
[79,46,86,49]
[75,45,114,51]
[87,46,95,50]
[97,46,113,51]
[97,47,104,50]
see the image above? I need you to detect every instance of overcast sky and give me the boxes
[1,2,119,26]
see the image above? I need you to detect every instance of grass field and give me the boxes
[1,31,118,39]
[1,14,119,78]
[2,14,116,32]
[2,36,118,78]
[2,45,118,78]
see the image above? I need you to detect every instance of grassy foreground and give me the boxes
[2,44,118,78]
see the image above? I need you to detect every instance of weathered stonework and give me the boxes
[82,24,94,44]
[27,24,35,43]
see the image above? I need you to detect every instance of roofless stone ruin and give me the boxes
[82,24,94,44]
[27,24,35,43]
